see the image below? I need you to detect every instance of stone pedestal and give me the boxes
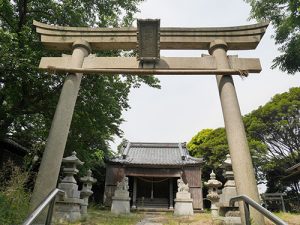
[174,199,193,216]
[174,177,194,216]
[111,177,131,214]
[55,197,83,222]
[111,195,131,214]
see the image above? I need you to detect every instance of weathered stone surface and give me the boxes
[176,192,191,199]
[218,156,238,208]
[30,41,90,218]
[174,177,194,216]
[174,199,194,216]
[39,56,262,75]
[210,40,265,225]
[111,177,131,214]
[111,197,131,214]
[54,198,83,222]
[54,151,84,222]
[137,19,160,62]
[114,190,130,198]
[205,171,222,218]
[80,170,97,216]
[33,20,269,51]
[58,183,81,199]
[222,216,242,225]
[219,187,238,208]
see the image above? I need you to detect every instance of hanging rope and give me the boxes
[137,177,170,183]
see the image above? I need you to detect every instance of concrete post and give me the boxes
[30,40,91,215]
[209,40,265,225]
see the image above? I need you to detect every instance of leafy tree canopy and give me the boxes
[187,128,229,183]
[244,87,300,192]
[0,0,160,173]
[245,0,300,74]
[187,127,266,184]
[189,87,300,194]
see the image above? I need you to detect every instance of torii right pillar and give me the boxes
[209,39,265,225]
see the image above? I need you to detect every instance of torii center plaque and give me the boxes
[31,19,269,225]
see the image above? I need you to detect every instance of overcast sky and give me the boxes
[110,0,300,151]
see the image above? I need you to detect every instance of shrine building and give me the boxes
[104,142,203,210]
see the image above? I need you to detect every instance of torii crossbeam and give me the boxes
[31,19,268,225]
[35,19,267,76]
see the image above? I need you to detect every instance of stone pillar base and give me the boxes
[54,211,81,223]
[111,197,131,214]
[174,198,194,216]
[54,198,83,222]
[54,205,81,222]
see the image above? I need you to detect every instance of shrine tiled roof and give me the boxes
[108,142,203,167]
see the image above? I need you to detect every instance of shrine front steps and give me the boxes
[136,198,169,209]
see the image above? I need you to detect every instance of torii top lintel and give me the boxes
[33,20,269,51]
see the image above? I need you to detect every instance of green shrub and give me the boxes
[0,162,30,225]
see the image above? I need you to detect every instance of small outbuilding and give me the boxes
[0,139,28,167]
[104,142,204,210]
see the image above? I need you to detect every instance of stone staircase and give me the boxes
[136,198,169,209]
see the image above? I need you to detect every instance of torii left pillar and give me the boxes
[30,40,91,219]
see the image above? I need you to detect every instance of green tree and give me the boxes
[244,87,300,192]
[189,88,300,208]
[187,128,229,182]
[187,127,267,184]
[0,0,159,190]
[245,0,300,74]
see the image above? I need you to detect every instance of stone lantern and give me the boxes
[80,169,97,216]
[55,151,84,222]
[204,170,222,218]
[218,154,241,224]
[222,154,235,189]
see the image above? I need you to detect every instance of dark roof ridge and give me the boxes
[129,142,185,147]
[2,138,28,152]
[0,138,28,157]
[108,141,203,167]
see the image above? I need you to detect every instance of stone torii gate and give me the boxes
[31,19,268,224]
